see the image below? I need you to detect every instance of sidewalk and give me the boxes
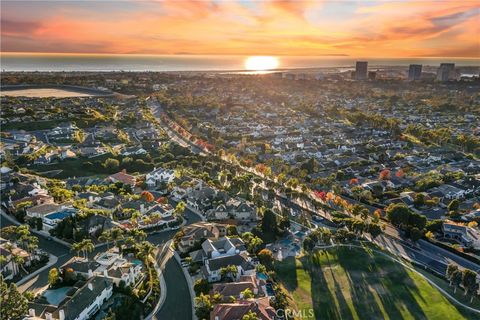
[145,247,168,320]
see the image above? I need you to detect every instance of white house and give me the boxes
[202,253,255,283]
[145,167,175,188]
[26,276,113,320]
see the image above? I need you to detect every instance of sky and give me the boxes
[1,0,479,57]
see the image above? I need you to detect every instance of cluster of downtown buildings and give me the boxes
[353,61,457,81]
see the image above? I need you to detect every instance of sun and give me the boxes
[244,56,279,71]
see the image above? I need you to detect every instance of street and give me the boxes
[1,207,201,320]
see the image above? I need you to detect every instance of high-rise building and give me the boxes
[355,61,368,80]
[436,63,455,81]
[408,64,422,81]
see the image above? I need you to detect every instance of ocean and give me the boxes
[1,53,479,72]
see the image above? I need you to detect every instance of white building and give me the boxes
[145,167,175,188]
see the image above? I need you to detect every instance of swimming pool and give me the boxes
[43,286,73,306]
[257,272,268,281]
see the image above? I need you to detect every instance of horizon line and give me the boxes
[1,52,480,60]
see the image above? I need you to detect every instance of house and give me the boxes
[43,208,77,230]
[26,203,62,219]
[76,192,101,205]
[207,198,257,221]
[442,223,474,247]
[78,215,113,237]
[144,203,174,218]
[210,275,266,302]
[177,222,227,253]
[119,199,156,216]
[0,238,31,280]
[202,253,255,283]
[106,170,136,187]
[431,184,467,201]
[60,149,77,160]
[145,167,175,188]
[94,252,143,287]
[210,297,275,320]
[11,194,55,209]
[92,195,120,213]
[26,276,113,320]
[121,146,147,156]
[190,237,246,263]
[34,151,58,165]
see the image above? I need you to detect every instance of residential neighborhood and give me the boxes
[1,66,479,320]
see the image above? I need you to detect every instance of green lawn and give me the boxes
[275,246,475,320]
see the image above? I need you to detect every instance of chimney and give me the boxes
[28,309,36,317]
[59,310,65,320]
[88,282,93,291]
[45,313,53,320]
[88,269,93,278]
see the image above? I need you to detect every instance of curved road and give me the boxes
[1,208,200,320]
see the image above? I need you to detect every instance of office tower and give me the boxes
[355,61,368,80]
[436,63,455,81]
[408,64,422,81]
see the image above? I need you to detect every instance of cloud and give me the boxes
[1,19,41,36]
[0,0,479,57]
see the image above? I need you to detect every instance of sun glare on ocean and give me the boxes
[244,56,279,71]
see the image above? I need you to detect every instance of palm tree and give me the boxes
[129,229,147,242]
[71,242,82,260]
[110,227,124,251]
[81,240,94,260]
[99,230,113,249]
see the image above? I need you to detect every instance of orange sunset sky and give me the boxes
[1,0,479,57]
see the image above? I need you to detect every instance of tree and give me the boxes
[72,239,94,260]
[448,199,460,213]
[409,227,423,242]
[48,268,60,287]
[194,293,212,320]
[226,225,238,236]
[242,233,263,254]
[174,201,186,217]
[468,221,478,228]
[257,249,274,270]
[379,169,391,180]
[104,158,120,172]
[193,278,211,296]
[365,223,383,239]
[240,288,254,299]
[0,275,28,320]
[446,264,459,284]
[452,270,463,294]
[242,311,259,320]
[386,203,411,228]
[220,265,238,281]
[260,209,277,240]
[141,191,155,202]
[462,269,479,302]
[278,215,290,235]
[255,264,267,274]
[110,227,124,251]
